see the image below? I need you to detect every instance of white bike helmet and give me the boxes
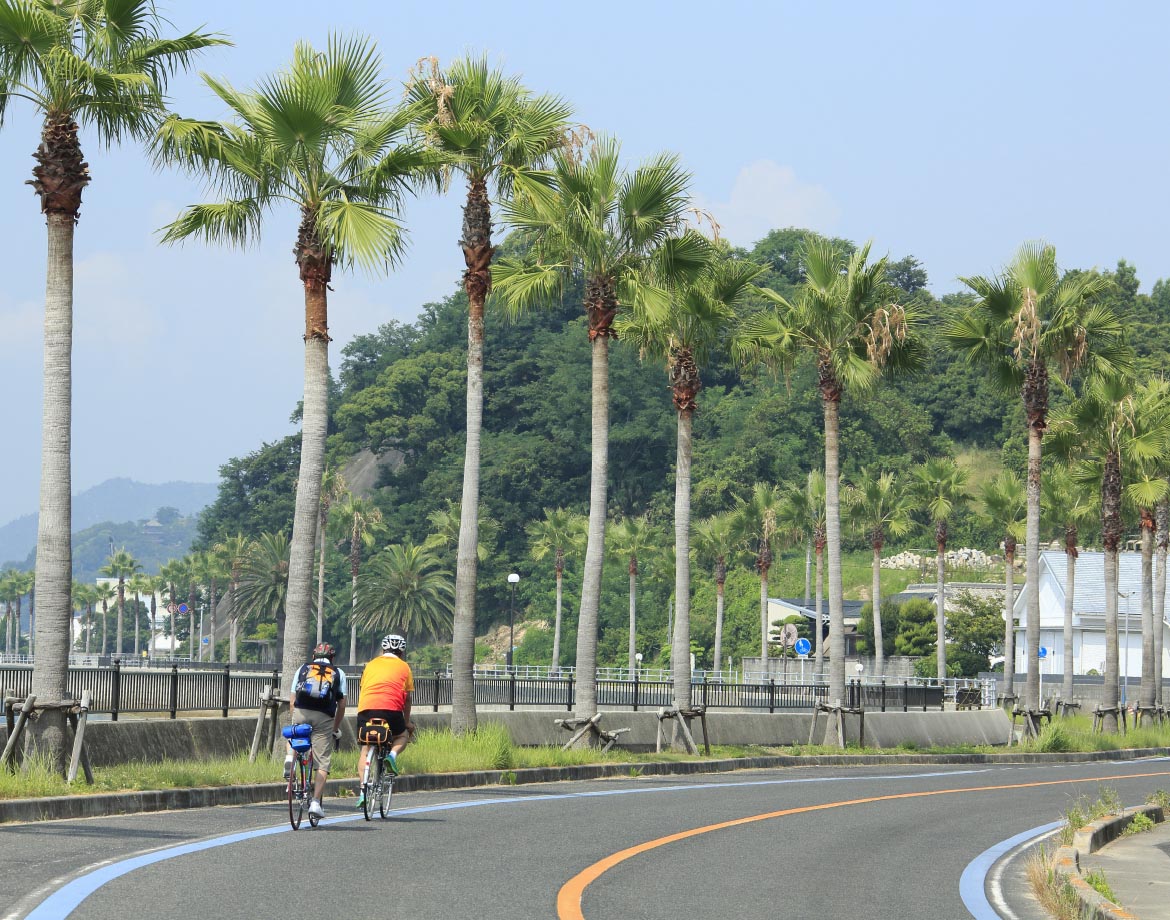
[381,633,406,653]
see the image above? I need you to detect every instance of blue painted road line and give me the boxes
[959,819,1063,919]
[25,768,993,919]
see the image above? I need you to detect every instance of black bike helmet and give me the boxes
[312,641,337,660]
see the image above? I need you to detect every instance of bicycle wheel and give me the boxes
[306,755,320,828]
[378,760,393,819]
[362,756,378,822]
[288,755,304,830]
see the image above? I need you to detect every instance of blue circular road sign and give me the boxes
[1038,646,1048,659]
[794,638,811,656]
[178,603,189,614]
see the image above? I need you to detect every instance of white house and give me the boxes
[1012,550,1170,678]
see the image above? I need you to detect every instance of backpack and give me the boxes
[295,662,337,705]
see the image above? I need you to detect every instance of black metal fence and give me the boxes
[0,664,947,720]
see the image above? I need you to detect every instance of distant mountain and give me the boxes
[0,478,217,568]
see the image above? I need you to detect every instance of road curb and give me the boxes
[1053,805,1166,920]
[2,747,1168,824]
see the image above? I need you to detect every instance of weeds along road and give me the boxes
[4,759,1169,920]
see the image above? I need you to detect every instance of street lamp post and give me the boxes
[507,573,520,674]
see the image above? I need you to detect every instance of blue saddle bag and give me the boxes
[282,722,313,752]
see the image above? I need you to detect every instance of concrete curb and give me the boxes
[1054,805,1166,920]
[3,746,1169,825]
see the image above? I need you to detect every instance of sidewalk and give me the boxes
[1080,819,1170,919]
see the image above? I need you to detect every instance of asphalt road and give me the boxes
[4,758,1170,920]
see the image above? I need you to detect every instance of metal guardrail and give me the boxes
[0,665,961,720]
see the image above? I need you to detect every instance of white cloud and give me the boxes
[699,159,841,248]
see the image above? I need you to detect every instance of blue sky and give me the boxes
[2,0,1168,526]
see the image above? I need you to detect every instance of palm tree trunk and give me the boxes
[1155,498,1168,708]
[29,113,85,771]
[133,591,140,657]
[823,396,846,705]
[1024,424,1043,711]
[315,525,327,645]
[575,335,609,720]
[871,545,884,677]
[29,585,34,657]
[279,287,329,716]
[84,603,91,655]
[936,528,947,679]
[759,570,769,664]
[628,565,637,677]
[1102,450,1122,732]
[208,578,218,663]
[672,409,693,710]
[1004,541,1017,701]
[13,597,21,658]
[149,591,157,660]
[804,540,812,608]
[116,580,124,657]
[451,176,493,734]
[713,578,725,674]
[551,566,563,672]
[814,548,824,677]
[1061,535,1076,704]
[1140,511,1155,709]
[101,600,108,657]
[349,569,358,666]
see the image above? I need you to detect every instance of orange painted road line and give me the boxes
[555,769,1170,920]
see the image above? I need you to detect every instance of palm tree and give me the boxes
[194,549,227,662]
[607,516,659,678]
[213,534,251,662]
[409,55,571,734]
[527,508,586,672]
[692,513,737,673]
[946,242,1130,714]
[744,238,922,705]
[235,532,291,655]
[69,580,88,654]
[847,469,913,677]
[95,581,115,657]
[909,458,970,680]
[778,472,827,675]
[334,494,386,665]
[0,0,224,771]
[494,136,693,720]
[315,466,346,645]
[126,572,152,658]
[731,483,784,665]
[1040,464,1098,704]
[1048,374,1168,731]
[354,542,454,641]
[99,549,140,656]
[619,242,764,707]
[978,470,1027,697]
[423,501,499,565]
[1156,497,1168,710]
[157,35,433,712]
[0,570,18,654]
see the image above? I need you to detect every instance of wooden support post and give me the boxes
[67,691,93,785]
[249,686,272,763]
[1,694,36,772]
[808,701,823,745]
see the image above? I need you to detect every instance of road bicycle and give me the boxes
[357,718,396,821]
[282,722,320,830]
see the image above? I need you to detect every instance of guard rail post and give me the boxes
[169,663,179,719]
[880,678,887,712]
[221,664,231,718]
[702,675,709,709]
[565,675,573,711]
[903,679,909,713]
[633,669,640,712]
[768,679,775,714]
[433,672,441,713]
[508,672,516,712]
[111,659,121,722]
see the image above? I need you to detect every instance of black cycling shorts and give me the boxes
[357,709,407,738]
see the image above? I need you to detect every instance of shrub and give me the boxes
[1123,812,1155,835]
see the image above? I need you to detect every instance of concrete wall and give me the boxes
[0,708,1012,765]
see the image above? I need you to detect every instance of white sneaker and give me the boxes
[282,756,293,781]
[308,799,324,818]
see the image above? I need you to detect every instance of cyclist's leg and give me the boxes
[304,709,332,811]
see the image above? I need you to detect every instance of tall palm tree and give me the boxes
[157,35,433,709]
[946,242,1129,713]
[527,508,586,672]
[334,494,386,665]
[409,55,571,734]
[978,470,1026,697]
[69,580,87,654]
[354,542,454,642]
[744,238,922,705]
[909,457,970,680]
[494,136,693,720]
[95,581,115,657]
[235,532,291,655]
[423,501,499,565]
[214,534,251,662]
[194,549,227,661]
[0,570,18,654]
[1048,374,1168,731]
[99,549,140,656]
[1041,464,1098,704]
[126,572,152,658]
[1156,497,1168,709]
[619,242,764,707]
[731,483,784,664]
[847,468,913,677]
[778,472,827,675]
[692,513,737,673]
[607,515,659,678]
[1,0,224,766]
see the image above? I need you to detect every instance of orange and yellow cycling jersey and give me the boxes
[357,654,414,711]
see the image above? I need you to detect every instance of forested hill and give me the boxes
[193,228,1166,636]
